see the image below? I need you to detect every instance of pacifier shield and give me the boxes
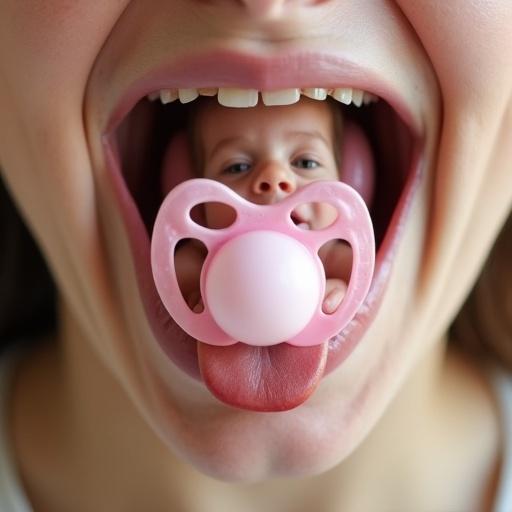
[152,179,373,348]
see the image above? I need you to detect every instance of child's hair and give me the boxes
[186,96,344,176]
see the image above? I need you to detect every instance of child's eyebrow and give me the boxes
[284,130,331,148]
[209,136,247,160]
[208,130,331,161]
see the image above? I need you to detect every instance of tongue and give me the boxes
[197,341,328,412]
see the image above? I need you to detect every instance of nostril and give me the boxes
[257,181,292,193]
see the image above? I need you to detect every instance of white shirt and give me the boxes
[492,369,512,512]
[0,348,33,512]
[0,347,511,512]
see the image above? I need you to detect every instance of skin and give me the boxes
[176,99,348,315]
[0,1,511,510]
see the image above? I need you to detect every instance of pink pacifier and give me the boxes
[151,179,375,347]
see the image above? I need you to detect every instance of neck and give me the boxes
[10,309,501,512]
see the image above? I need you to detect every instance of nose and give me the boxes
[239,0,285,17]
[237,0,325,19]
[252,161,296,200]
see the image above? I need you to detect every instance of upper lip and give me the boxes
[102,48,426,141]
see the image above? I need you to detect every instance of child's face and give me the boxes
[1,0,511,481]
[197,100,339,229]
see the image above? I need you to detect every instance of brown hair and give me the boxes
[0,175,56,353]
[450,211,512,370]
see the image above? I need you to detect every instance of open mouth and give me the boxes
[102,52,424,412]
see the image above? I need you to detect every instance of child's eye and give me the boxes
[223,162,252,174]
[292,158,320,170]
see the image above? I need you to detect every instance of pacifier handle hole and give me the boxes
[318,239,353,315]
[290,202,339,231]
[190,202,237,230]
[174,238,208,314]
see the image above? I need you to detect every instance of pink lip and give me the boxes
[102,49,425,382]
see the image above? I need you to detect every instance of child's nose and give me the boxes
[251,162,296,200]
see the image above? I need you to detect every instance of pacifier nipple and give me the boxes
[204,231,321,346]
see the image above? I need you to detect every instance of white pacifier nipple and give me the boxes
[205,231,321,346]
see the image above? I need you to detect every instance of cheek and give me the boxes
[0,2,130,99]
[0,1,130,203]
[0,2,131,357]
[398,1,512,99]
[394,0,512,334]
[0,1,130,237]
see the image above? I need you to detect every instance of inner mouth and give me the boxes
[114,90,414,254]
[103,84,420,410]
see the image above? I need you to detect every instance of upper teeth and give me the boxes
[150,87,378,108]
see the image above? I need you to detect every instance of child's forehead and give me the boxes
[195,98,338,136]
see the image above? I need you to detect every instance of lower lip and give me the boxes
[103,134,424,381]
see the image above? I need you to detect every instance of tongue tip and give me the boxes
[197,341,329,412]
[203,382,320,413]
